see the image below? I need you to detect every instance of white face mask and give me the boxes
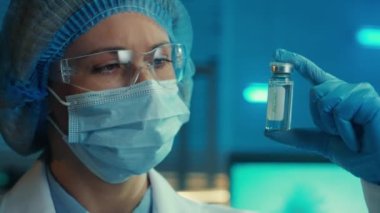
[48,80,190,183]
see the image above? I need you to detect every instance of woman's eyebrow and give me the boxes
[150,41,170,50]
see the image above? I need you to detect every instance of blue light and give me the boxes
[357,28,380,48]
[243,83,268,103]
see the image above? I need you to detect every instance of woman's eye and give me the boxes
[153,58,172,69]
[92,63,121,74]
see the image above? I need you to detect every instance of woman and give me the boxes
[0,0,244,212]
[0,0,380,212]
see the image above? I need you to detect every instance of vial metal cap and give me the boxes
[270,62,293,74]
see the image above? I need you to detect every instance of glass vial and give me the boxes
[265,62,293,131]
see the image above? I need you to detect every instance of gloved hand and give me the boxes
[265,49,380,184]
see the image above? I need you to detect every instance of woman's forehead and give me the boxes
[64,13,170,58]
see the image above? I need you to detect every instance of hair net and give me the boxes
[0,0,194,155]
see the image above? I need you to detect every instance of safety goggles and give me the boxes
[59,43,186,91]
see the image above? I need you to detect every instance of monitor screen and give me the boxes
[229,154,367,213]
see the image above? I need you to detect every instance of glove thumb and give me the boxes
[264,128,345,158]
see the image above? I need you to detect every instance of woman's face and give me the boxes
[49,12,170,133]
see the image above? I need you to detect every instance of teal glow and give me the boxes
[243,83,268,103]
[230,163,367,213]
[0,172,9,187]
[357,28,380,47]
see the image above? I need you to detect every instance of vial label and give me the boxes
[266,86,285,121]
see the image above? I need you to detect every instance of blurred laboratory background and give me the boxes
[1,0,379,212]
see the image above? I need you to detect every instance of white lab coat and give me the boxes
[0,161,252,213]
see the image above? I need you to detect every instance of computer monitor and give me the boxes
[229,154,367,213]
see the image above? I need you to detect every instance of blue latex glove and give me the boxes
[265,49,380,184]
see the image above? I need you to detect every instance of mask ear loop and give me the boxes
[47,116,68,143]
[47,87,70,106]
[46,87,70,142]
[66,83,92,92]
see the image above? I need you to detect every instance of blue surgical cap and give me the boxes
[0,0,194,155]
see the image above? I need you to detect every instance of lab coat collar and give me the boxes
[149,169,202,212]
[0,161,55,213]
[1,161,239,213]
[0,161,203,213]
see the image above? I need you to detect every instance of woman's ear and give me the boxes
[47,62,59,114]
[48,61,62,82]
[46,62,71,135]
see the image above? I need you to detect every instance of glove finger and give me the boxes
[316,82,357,135]
[333,116,358,152]
[333,83,380,152]
[335,83,380,125]
[317,83,366,152]
[310,93,337,134]
[265,128,380,183]
[264,128,335,157]
[309,94,324,132]
[273,49,337,85]
[353,96,380,126]
[309,81,342,134]
[264,128,355,166]
[318,102,339,135]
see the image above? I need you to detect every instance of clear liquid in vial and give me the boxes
[265,81,293,131]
